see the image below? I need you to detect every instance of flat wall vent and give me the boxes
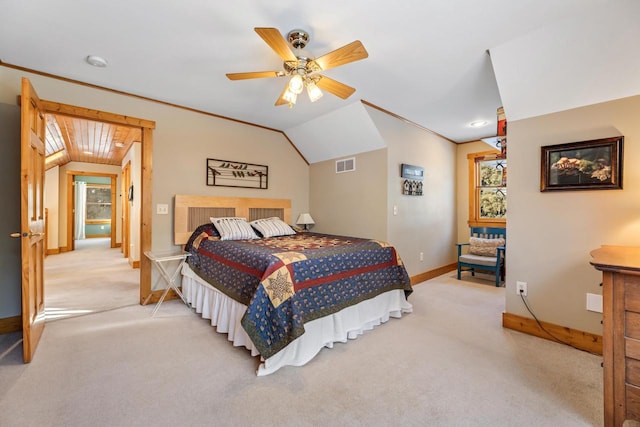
[336,157,356,174]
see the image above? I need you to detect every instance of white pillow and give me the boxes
[250,217,296,238]
[210,217,259,241]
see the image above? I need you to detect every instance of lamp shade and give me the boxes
[296,213,315,230]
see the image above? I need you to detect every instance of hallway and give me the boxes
[44,238,139,321]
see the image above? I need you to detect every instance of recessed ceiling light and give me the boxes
[83,151,93,155]
[469,120,489,128]
[86,55,108,67]
[114,142,125,148]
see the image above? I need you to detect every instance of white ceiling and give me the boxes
[2,0,638,163]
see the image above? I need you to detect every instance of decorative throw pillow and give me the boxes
[250,217,296,238]
[210,217,259,241]
[468,237,505,257]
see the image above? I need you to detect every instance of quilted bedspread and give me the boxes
[184,224,412,359]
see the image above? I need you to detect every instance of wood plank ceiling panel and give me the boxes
[44,114,141,170]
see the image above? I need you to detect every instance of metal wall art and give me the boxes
[206,158,269,189]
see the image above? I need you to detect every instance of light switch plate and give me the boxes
[156,204,169,215]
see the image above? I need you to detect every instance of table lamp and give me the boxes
[296,213,315,231]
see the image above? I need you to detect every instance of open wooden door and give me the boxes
[19,77,46,363]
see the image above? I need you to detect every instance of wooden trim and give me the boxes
[85,219,111,225]
[85,233,110,238]
[139,127,153,304]
[1,62,312,166]
[281,132,309,165]
[65,171,118,250]
[467,150,506,228]
[410,263,458,286]
[46,248,61,255]
[130,260,140,269]
[35,97,152,308]
[502,312,603,355]
[0,315,22,334]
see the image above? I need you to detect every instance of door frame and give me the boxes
[39,99,155,304]
[66,171,118,250]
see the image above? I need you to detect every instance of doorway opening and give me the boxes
[39,99,155,318]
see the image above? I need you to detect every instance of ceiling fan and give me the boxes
[226,27,368,107]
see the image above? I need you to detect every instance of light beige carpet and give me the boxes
[0,272,602,426]
[44,238,139,321]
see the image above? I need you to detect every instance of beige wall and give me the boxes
[309,105,457,278]
[506,95,640,335]
[0,66,310,258]
[309,149,387,239]
[380,109,457,277]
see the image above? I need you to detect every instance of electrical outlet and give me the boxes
[516,281,528,296]
[419,252,424,262]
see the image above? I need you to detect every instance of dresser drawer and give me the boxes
[627,312,640,340]
[626,276,640,313]
[627,383,640,422]
[628,357,640,386]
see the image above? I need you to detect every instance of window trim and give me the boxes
[85,183,112,223]
[467,150,506,228]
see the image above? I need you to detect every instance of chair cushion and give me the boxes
[468,237,505,257]
[459,254,498,267]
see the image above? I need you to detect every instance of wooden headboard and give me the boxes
[174,194,292,245]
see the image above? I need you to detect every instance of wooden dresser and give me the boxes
[591,245,640,427]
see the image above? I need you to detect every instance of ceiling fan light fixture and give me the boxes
[282,89,297,108]
[288,74,304,94]
[306,81,323,102]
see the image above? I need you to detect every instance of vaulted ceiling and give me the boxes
[44,114,139,170]
[2,1,639,164]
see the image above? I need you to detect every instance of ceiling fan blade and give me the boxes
[275,85,291,106]
[314,40,368,71]
[255,27,297,62]
[316,76,356,99]
[226,71,284,80]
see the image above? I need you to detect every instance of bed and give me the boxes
[175,195,413,375]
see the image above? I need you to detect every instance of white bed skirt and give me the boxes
[181,264,413,376]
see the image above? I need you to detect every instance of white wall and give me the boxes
[44,166,60,251]
[506,95,640,334]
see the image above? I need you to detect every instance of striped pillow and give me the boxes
[250,217,296,238]
[210,217,259,241]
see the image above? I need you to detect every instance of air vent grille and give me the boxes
[336,157,356,173]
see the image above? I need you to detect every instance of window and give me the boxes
[468,151,506,227]
[85,184,111,223]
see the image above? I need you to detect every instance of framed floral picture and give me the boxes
[540,136,623,192]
